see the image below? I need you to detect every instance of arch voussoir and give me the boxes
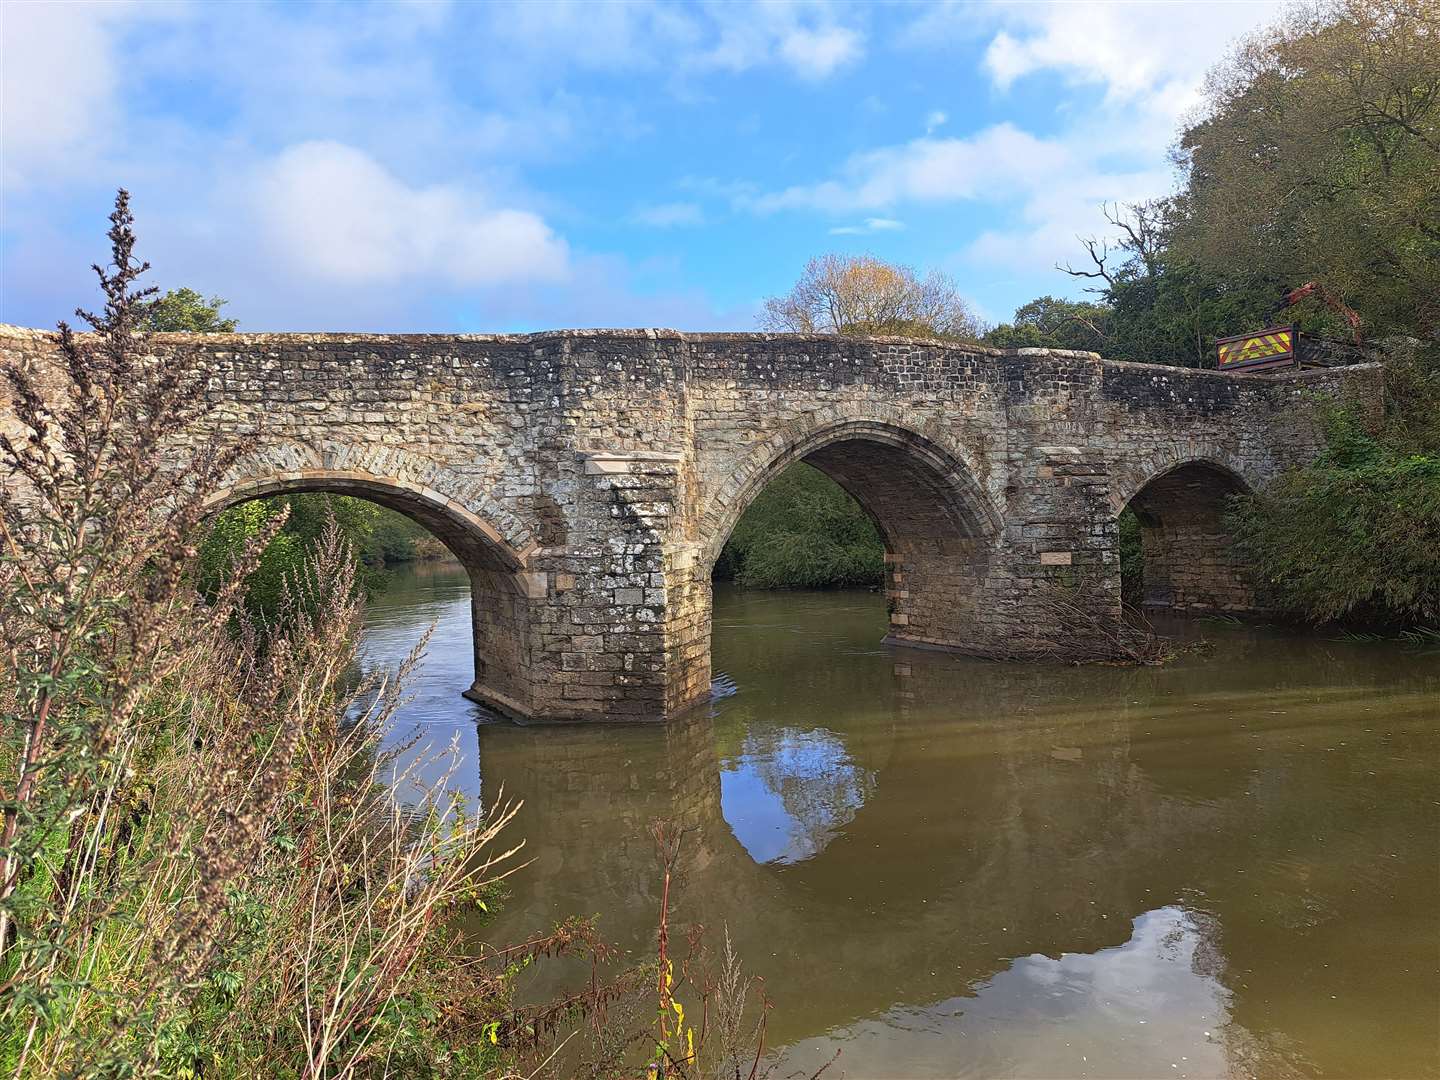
[205,442,535,569]
[699,414,1001,569]
[1109,442,1257,516]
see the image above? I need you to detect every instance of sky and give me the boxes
[1,0,1285,334]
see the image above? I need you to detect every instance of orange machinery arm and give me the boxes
[1269,281,1363,345]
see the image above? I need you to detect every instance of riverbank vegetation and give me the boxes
[199,494,447,618]
[0,197,518,1076]
[1228,345,1440,627]
[713,464,884,591]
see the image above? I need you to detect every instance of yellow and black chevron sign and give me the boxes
[1217,326,1295,369]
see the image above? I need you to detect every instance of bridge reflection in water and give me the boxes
[363,566,1439,1079]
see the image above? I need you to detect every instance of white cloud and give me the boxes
[471,0,863,85]
[754,124,1071,214]
[978,1,1281,108]
[736,0,1283,282]
[0,1,178,187]
[253,142,568,287]
[1,3,107,185]
[743,119,1177,275]
[686,0,865,81]
[963,162,1171,274]
[829,217,905,235]
[778,25,863,80]
[632,201,706,228]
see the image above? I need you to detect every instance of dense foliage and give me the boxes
[1176,0,1440,342]
[988,0,1438,365]
[146,287,238,333]
[199,494,438,618]
[713,464,885,590]
[983,295,1110,353]
[1228,349,1440,625]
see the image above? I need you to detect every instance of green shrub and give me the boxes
[198,495,434,619]
[1229,440,1440,625]
[1228,350,1440,628]
[714,463,885,590]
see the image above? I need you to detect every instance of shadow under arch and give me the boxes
[1116,458,1258,614]
[202,469,539,715]
[700,418,1002,572]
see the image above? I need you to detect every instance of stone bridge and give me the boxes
[0,326,1384,722]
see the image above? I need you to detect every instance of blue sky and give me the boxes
[2,0,1282,333]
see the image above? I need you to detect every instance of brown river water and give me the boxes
[360,560,1439,1079]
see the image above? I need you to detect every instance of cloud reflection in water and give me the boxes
[720,726,875,865]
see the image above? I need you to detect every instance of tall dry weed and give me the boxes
[0,192,525,1077]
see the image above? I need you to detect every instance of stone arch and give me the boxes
[1109,443,1257,517]
[674,414,1006,698]
[1113,451,1258,614]
[207,441,536,560]
[203,470,528,573]
[203,446,541,718]
[700,415,1001,571]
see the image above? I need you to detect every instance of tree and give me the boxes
[761,253,984,341]
[146,286,238,332]
[984,295,1112,352]
[1174,0,1440,340]
[1053,199,1284,367]
[1045,1,1440,366]
[712,463,885,590]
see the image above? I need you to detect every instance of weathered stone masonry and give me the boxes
[0,325,1384,722]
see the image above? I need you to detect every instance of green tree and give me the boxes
[1174,0,1440,340]
[1059,200,1283,367]
[1046,0,1440,366]
[984,295,1112,352]
[146,287,238,332]
[713,464,885,590]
